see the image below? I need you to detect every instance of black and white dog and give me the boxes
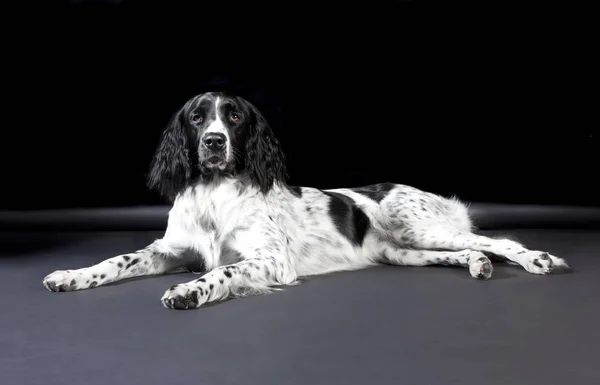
[43,92,570,309]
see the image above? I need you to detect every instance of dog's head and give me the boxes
[147,92,288,200]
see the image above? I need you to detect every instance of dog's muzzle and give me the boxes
[201,132,228,170]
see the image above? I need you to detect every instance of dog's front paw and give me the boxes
[43,270,85,292]
[161,283,206,310]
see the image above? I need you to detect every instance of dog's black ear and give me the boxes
[244,101,288,194]
[147,108,192,201]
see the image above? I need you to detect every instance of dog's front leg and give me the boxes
[43,239,190,292]
[161,254,296,310]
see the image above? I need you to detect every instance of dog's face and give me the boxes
[183,93,251,177]
[147,92,288,200]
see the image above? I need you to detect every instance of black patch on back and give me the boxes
[288,185,302,198]
[350,182,396,203]
[322,191,371,246]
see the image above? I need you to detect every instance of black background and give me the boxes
[1,0,596,210]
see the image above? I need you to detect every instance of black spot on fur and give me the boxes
[90,281,98,288]
[69,279,76,288]
[126,258,140,269]
[219,279,224,284]
[533,259,543,268]
[224,270,232,278]
[288,185,302,198]
[198,278,206,282]
[123,256,131,262]
[209,284,214,290]
[322,191,371,246]
[100,274,106,279]
[350,182,395,203]
[92,274,97,279]
[117,262,123,268]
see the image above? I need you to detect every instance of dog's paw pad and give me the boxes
[161,284,204,310]
[524,252,555,275]
[469,253,493,280]
[43,270,79,292]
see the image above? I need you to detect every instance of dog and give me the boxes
[42,92,570,309]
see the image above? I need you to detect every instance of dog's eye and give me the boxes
[230,113,241,123]
[191,114,203,123]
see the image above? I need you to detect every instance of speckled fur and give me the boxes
[42,92,570,310]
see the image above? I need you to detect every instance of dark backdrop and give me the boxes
[2,0,597,210]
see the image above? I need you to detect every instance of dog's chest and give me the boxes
[175,187,249,231]
[169,183,267,256]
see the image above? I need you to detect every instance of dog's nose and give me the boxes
[203,133,226,151]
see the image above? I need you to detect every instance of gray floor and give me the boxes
[1,229,600,385]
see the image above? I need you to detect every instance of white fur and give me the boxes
[42,94,570,310]
[203,96,232,162]
[43,178,570,309]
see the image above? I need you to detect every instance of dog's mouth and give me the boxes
[201,156,227,170]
